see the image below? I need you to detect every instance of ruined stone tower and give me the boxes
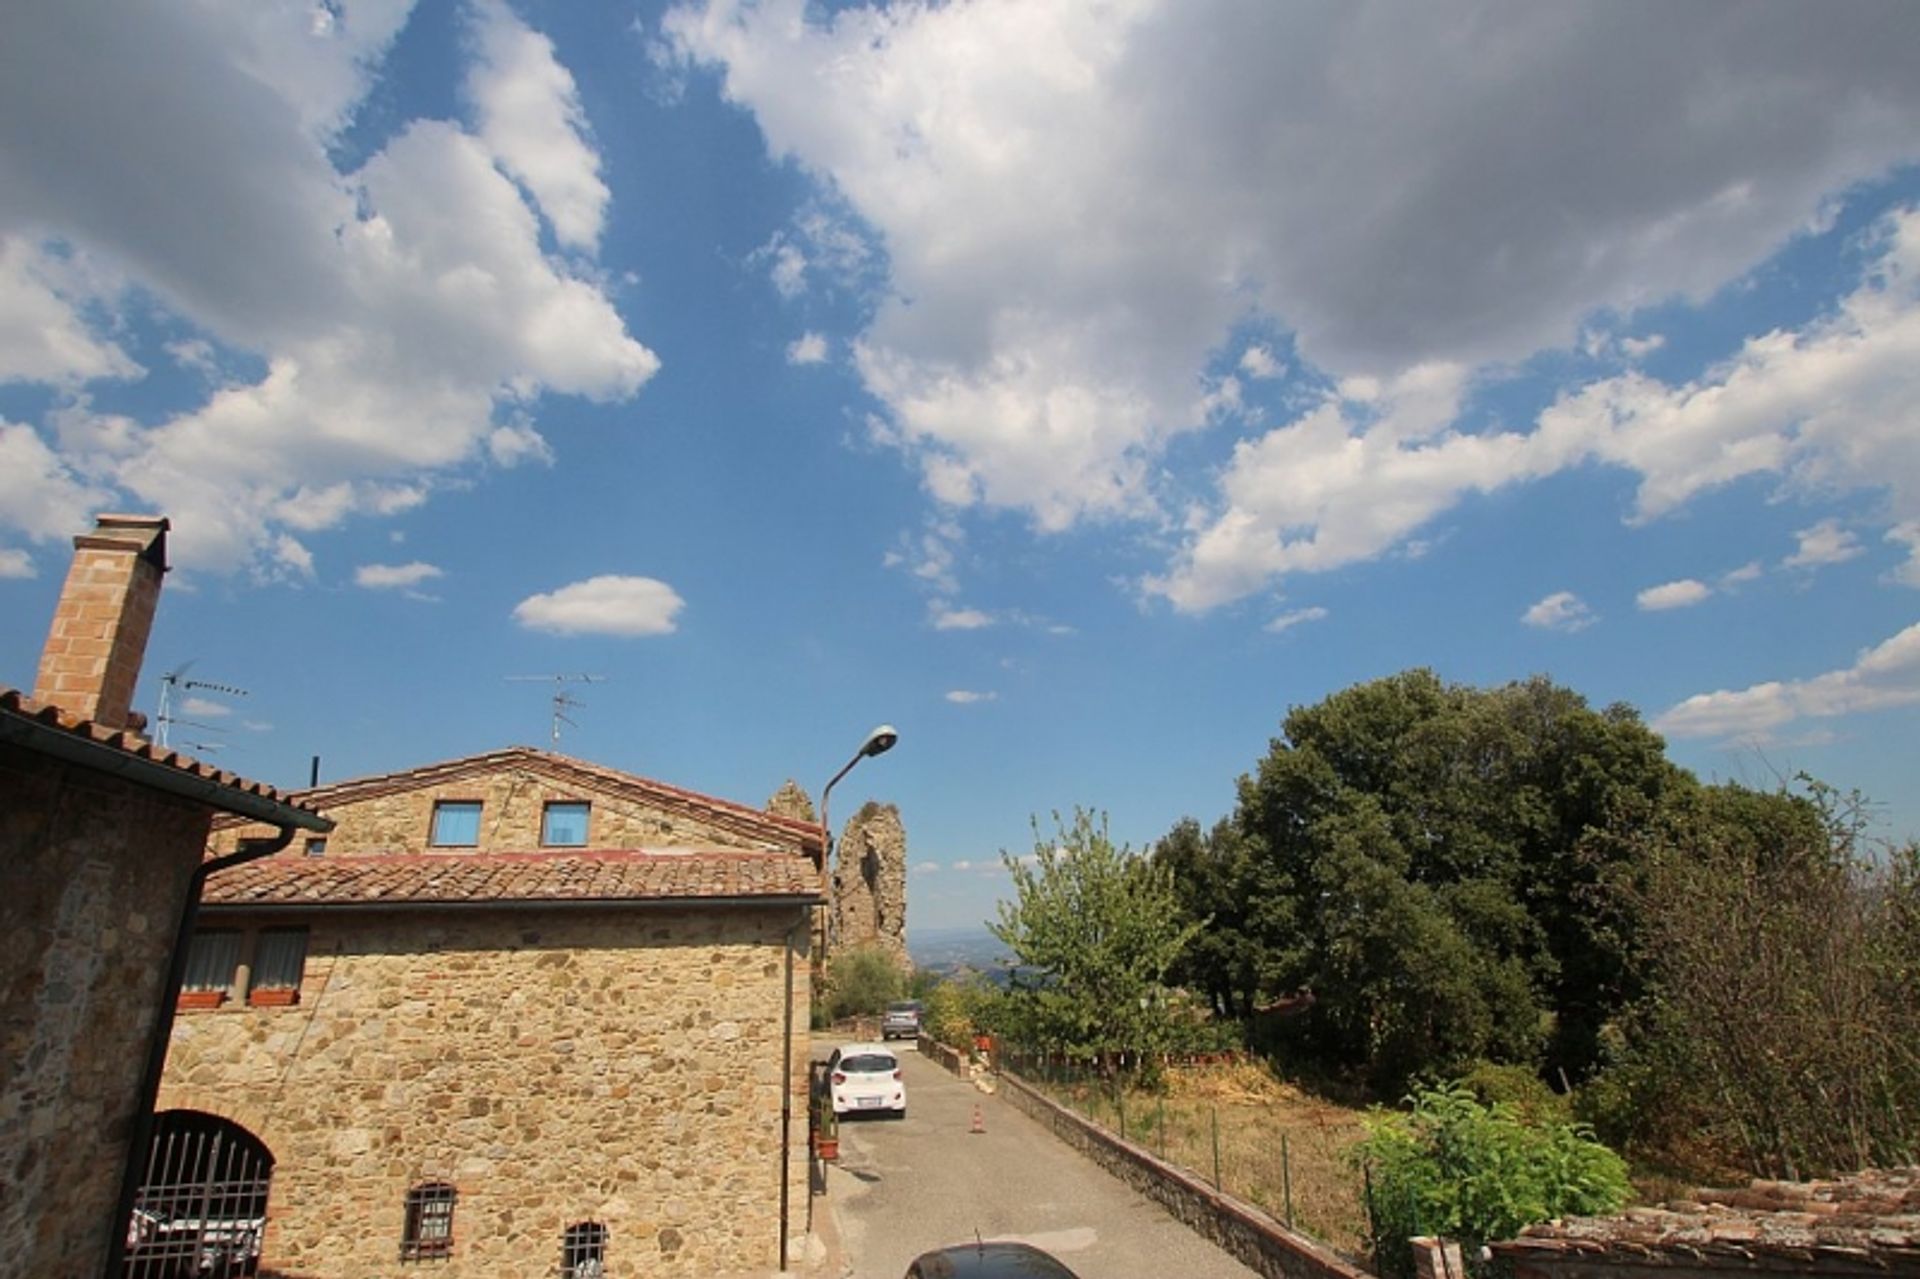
[831,801,909,973]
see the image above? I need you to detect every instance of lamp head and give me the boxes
[861,724,899,758]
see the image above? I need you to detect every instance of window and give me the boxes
[181,930,240,1004]
[562,1222,607,1278]
[542,801,590,847]
[401,1182,456,1261]
[248,928,309,1005]
[304,837,327,856]
[429,801,482,847]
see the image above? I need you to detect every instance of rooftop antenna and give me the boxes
[505,674,606,746]
[156,660,248,749]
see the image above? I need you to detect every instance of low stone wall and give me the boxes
[988,1065,1369,1279]
[917,1033,966,1075]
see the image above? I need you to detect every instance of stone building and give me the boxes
[828,801,909,973]
[1,515,328,1279]
[164,747,826,1279]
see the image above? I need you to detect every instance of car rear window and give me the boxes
[841,1053,897,1073]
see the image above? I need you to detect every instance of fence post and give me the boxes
[1117,1079,1126,1141]
[1281,1131,1294,1229]
[1157,1097,1166,1160]
[1210,1105,1222,1191]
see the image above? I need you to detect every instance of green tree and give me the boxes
[1590,779,1920,1178]
[825,944,904,1021]
[991,809,1204,1065]
[1199,670,1682,1091]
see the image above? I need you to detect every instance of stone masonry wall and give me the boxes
[1,744,210,1279]
[159,904,813,1279]
[830,802,908,972]
[213,764,798,857]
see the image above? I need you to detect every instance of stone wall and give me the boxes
[830,802,908,971]
[214,763,801,858]
[1,743,210,1279]
[160,903,813,1279]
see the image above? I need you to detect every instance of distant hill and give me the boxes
[908,924,1010,977]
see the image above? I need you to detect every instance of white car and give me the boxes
[825,1042,906,1117]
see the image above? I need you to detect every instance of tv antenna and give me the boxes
[156,660,248,749]
[505,674,606,745]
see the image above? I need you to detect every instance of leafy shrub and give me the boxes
[825,945,904,1020]
[1457,1060,1570,1124]
[1356,1084,1629,1279]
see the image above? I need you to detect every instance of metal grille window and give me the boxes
[125,1110,273,1279]
[563,1222,607,1278]
[429,800,482,847]
[401,1182,456,1261]
[182,931,241,994]
[248,929,308,1001]
[542,801,590,847]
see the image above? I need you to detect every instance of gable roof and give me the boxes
[1492,1167,1920,1275]
[1,687,328,831]
[201,849,823,910]
[238,745,823,859]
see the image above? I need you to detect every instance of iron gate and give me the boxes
[125,1110,274,1278]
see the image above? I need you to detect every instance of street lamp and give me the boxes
[783,723,897,1268]
[820,724,899,871]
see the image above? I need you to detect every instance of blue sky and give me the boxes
[4,1,1919,931]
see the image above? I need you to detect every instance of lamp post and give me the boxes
[820,724,899,875]
[782,723,897,1268]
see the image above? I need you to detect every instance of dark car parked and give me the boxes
[906,1242,1082,1279]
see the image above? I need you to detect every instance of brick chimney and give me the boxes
[32,514,170,730]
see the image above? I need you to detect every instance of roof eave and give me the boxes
[199,892,824,914]
[0,705,331,831]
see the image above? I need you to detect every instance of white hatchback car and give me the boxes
[825,1042,906,1118]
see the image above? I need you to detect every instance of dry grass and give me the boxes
[1032,1059,1372,1260]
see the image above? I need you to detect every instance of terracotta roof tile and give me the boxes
[226,745,825,858]
[1492,1168,1920,1272]
[201,849,824,908]
[1,686,323,825]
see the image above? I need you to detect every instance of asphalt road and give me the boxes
[821,1047,1261,1279]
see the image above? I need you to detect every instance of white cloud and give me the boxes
[180,696,233,719]
[1620,333,1666,360]
[1522,591,1597,633]
[787,332,829,365]
[1889,522,1920,588]
[1157,204,1920,611]
[0,2,657,571]
[932,605,993,631]
[513,574,685,637]
[1784,518,1863,570]
[945,689,998,704]
[0,422,112,542]
[487,421,555,469]
[1637,579,1712,611]
[911,861,940,874]
[0,547,34,578]
[1147,362,1511,610]
[669,0,1920,555]
[1238,345,1283,380]
[271,534,315,578]
[1655,621,1920,741]
[1265,606,1328,634]
[465,0,610,252]
[1721,561,1765,587]
[0,237,139,384]
[355,561,444,590]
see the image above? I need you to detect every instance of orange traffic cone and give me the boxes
[970,1103,986,1134]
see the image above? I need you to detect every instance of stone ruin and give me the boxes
[831,801,909,973]
[764,781,909,974]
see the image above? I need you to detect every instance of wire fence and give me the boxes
[995,1041,1372,1261]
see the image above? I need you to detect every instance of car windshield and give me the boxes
[840,1053,897,1073]
[886,1002,919,1015]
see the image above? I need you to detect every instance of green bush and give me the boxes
[1356,1084,1630,1279]
[825,945,904,1021]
